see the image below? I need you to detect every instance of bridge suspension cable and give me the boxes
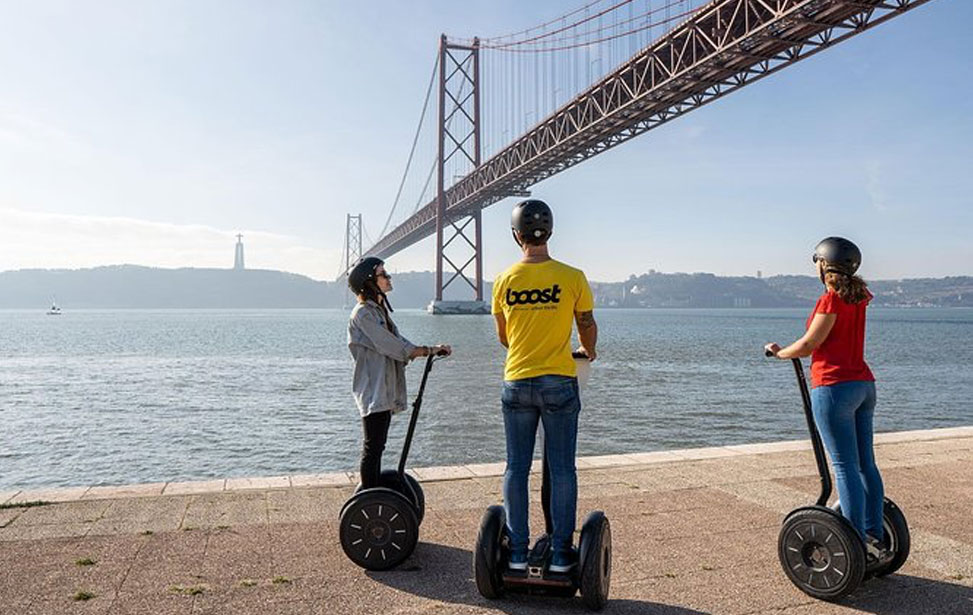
[377,52,440,240]
[482,3,700,52]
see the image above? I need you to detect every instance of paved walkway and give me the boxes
[1,426,971,614]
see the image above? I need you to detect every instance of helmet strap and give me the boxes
[511,228,523,247]
[378,289,394,313]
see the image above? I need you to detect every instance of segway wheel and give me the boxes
[579,511,611,611]
[373,470,425,525]
[473,505,507,599]
[872,498,910,577]
[402,473,425,525]
[834,497,910,578]
[354,470,425,525]
[339,488,418,571]
[778,507,865,601]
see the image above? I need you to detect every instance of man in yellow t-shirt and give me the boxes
[491,199,598,574]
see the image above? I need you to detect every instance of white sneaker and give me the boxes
[548,551,576,574]
[865,535,892,564]
[508,552,528,571]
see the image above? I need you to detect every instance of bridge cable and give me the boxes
[482,2,698,51]
[376,52,440,241]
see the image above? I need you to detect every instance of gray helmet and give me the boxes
[347,256,384,294]
[813,237,861,276]
[511,199,553,245]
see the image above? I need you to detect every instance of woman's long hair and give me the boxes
[358,280,395,331]
[823,268,870,304]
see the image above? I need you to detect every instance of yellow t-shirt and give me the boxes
[492,259,594,381]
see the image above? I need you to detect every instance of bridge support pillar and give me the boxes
[431,35,489,315]
[342,213,363,307]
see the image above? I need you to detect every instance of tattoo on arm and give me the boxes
[576,311,596,331]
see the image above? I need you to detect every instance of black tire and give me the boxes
[834,497,910,578]
[778,507,865,601]
[355,470,425,525]
[473,505,506,599]
[339,488,418,571]
[402,473,425,525]
[579,511,611,611]
[873,498,910,577]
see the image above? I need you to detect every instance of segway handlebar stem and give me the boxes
[765,351,832,506]
[397,352,448,476]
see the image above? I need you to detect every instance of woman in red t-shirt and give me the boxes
[765,237,888,561]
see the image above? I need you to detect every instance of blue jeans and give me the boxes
[501,375,580,555]
[811,380,884,541]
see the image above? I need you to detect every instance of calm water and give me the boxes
[1,308,971,489]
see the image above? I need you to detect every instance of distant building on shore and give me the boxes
[234,234,245,270]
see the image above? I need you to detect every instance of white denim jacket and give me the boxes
[347,300,417,417]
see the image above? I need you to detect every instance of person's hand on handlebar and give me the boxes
[409,344,451,360]
[764,342,782,358]
[575,346,596,361]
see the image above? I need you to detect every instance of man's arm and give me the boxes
[493,312,509,348]
[575,310,597,360]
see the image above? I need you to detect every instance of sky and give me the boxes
[0,0,970,284]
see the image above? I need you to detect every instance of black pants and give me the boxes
[360,411,392,489]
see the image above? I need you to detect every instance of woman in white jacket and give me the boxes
[346,257,450,488]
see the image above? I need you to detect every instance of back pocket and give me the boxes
[540,385,576,411]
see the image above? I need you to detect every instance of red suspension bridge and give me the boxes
[340,0,934,313]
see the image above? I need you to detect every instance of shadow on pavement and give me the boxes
[367,541,710,614]
[839,573,973,615]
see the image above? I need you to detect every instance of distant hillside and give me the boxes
[0,266,484,309]
[591,272,803,308]
[765,275,973,307]
[594,272,973,308]
[0,265,969,309]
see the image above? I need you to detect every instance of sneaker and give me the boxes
[508,549,528,571]
[548,550,575,574]
[865,534,892,565]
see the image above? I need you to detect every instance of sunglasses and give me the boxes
[376,271,392,280]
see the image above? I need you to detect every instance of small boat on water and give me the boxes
[46,298,61,316]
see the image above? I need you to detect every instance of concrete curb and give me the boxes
[3,425,971,506]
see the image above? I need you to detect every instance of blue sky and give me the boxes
[0,0,969,283]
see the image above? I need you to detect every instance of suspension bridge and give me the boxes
[339,0,934,313]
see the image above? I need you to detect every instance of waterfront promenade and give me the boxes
[1,426,971,614]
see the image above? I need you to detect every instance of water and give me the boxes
[1,308,971,490]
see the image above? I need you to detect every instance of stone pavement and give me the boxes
[1,426,971,614]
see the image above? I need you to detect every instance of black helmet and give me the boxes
[813,237,861,276]
[348,256,384,294]
[511,199,553,245]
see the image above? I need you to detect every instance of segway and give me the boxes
[767,352,910,601]
[338,349,448,570]
[474,352,611,611]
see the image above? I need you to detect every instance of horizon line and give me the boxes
[2,263,970,285]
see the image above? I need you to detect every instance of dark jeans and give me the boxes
[811,380,884,540]
[501,375,581,555]
[360,410,392,489]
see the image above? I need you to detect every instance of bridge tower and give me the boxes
[343,214,363,306]
[429,35,490,315]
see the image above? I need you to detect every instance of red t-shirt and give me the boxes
[807,290,875,388]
